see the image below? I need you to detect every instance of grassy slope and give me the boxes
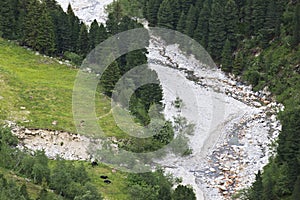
[0,38,130,199]
[0,38,128,138]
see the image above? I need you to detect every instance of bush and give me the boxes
[63,51,83,66]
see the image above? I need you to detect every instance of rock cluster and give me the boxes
[5,121,102,161]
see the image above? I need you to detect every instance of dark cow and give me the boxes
[91,161,98,167]
[104,180,111,184]
[100,175,108,179]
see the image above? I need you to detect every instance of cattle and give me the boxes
[104,179,111,184]
[100,175,108,179]
[91,161,98,167]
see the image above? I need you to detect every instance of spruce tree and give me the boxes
[100,61,121,96]
[35,3,55,55]
[98,23,108,44]
[291,4,300,48]
[0,0,17,39]
[221,39,232,73]
[89,19,100,51]
[251,0,267,36]
[208,0,226,61]
[176,12,186,33]
[147,0,162,26]
[232,52,244,75]
[184,5,198,37]
[249,170,263,200]
[77,23,89,55]
[157,0,175,29]
[67,4,81,52]
[224,0,238,49]
[193,0,210,49]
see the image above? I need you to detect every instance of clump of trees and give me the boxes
[0,126,101,200]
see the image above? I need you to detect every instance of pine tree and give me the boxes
[98,23,108,44]
[35,3,56,55]
[181,0,195,14]
[292,176,300,200]
[77,23,89,55]
[176,12,186,33]
[193,0,210,48]
[89,19,100,51]
[291,4,300,47]
[157,0,175,29]
[208,0,226,61]
[100,61,121,96]
[67,4,81,52]
[221,39,232,73]
[243,0,254,37]
[147,0,162,26]
[0,0,17,39]
[260,1,278,47]
[249,170,263,200]
[224,0,238,49]
[232,52,244,75]
[251,0,267,36]
[184,5,198,37]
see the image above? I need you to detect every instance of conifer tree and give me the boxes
[176,12,186,33]
[291,4,300,47]
[77,23,89,55]
[67,4,81,52]
[221,39,232,73]
[35,3,55,55]
[224,0,238,49]
[232,52,244,75]
[208,0,226,61]
[89,19,100,51]
[0,0,17,39]
[193,0,210,48]
[147,0,162,26]
[251,0,267,35]
[157,0,175,29]
[184,5,198,37]
[100,61,121,96]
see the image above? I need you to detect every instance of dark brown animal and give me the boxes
[104,180,111,184]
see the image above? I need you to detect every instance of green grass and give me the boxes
[0,38,131,199]
[48,160,129,200]
[0,38,129,139]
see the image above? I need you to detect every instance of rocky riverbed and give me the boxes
[147,33,283,199]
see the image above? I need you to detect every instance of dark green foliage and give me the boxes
[193,0,210,48]
[184,5,198,37]
[248,170,263,200]
[173,185,196,200]
[221,39,233,73]
[291,4,300,47]
[127,169,173,200]
[100,61,121,96]
[158,0,175,29]
[0,0,17,39]
[208,0,226,61]
[146,0,163,26]
[176,12,186,33]
[224,0,238,49]
[77,23,89,55]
